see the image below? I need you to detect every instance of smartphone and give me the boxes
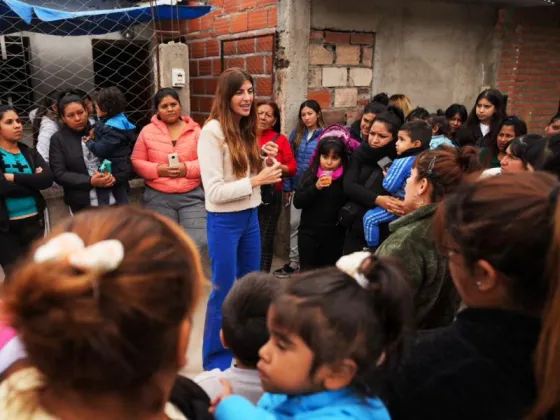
[168,153,180,166]
[377,157,393,172]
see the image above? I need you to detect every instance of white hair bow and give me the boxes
[336,251,371,289]
[34,232,125,273]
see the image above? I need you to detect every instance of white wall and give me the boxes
[311,0,500,112]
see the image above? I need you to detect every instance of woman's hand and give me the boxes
[261,141,279,159]
[251,161,282,188]
[169,163,187,178]
[315,175,331,190]
[35,167,43,174]
[375,195,407,216]
[157,164,172,177]
[91,172,115,188]
[3,173,14,182]
[209,379,233,415]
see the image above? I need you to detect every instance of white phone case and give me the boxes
[168,153,180,166]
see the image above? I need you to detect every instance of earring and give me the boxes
[413,193,425,207]
[476,281,483,287]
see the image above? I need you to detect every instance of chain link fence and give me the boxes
[0,0,162,145]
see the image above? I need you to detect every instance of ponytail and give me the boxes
[529,190,560,419]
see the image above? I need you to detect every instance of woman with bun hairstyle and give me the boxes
[342,106,406,254]
[198,68,282,371]
[0,206,208,419]
[384,172,560,420]
[376,146,482,328]
[0,106,53,277]
[211,252,412,420]
[349,101,388,143]
[456,89,506,148]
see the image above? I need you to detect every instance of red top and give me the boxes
[259,129,297,192]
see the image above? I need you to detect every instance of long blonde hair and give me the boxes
[389,94,412,118]
[208,68,261,177]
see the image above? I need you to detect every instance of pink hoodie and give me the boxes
[131,115,202,194]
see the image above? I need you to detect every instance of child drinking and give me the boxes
[274,100,325,278]
[212,252,412,420]
[294,127,355,271]
[82,87,135,205]
[363,120,431,249]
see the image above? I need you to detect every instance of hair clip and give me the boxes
[34,233,125,298]
[427,156,437,176]
[336,251,371,289]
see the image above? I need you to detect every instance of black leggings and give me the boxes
[299,230,345,272]
[0,215,43,279]
[258,191,282,272]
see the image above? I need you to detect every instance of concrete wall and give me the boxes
[311,0,501,112]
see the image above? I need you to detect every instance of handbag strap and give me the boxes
[271,133,281,143]
[364,165,381,190]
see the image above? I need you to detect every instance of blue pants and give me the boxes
[203,208,261,370]
[363,206,398,247]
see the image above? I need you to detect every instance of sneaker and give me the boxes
[273,263,299,278]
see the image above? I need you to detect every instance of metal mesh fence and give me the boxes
[0,0,161,145]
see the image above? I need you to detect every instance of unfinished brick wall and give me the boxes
[182,0,278,125]
[307,30,375,126]
[496,7,560,132]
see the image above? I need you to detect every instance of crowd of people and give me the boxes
[1,67,560,419]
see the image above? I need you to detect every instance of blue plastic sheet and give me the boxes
[0,0,212,35]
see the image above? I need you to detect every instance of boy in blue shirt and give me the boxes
[363,120,431,249]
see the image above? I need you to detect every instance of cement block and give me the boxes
[308,68,322,88]
[334,88,358,108]
[336,45,360,66]
[310,44,334,65]
[322,67,348,87]
[362,46,374,67]
[349,68,373,87]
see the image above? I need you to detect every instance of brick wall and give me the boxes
[496,7,560,132]
[182,0,278,126]
[307,30,375,125]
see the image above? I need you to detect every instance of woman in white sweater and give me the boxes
[198,68,281,371]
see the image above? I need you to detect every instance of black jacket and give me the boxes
[384,308,539,420]
[294,169,346,236]
[456,124,488,148]
[169,376,213,420]
[0,143,53,232]
[343,141,397,240]
[86,119,135,178]
[49,125,95,212]
[349,120,365,143]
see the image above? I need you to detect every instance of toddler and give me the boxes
[211,252,412,420]
[83,86,135,205]
[363,120,431,249]
[195,272,280,404]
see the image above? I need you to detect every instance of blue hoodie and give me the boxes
[283,128,323,193]
[215,389,390,420]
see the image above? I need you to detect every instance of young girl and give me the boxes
[0,106,53,277]
[274,100,325,278]
[456,89,506,147]
[293,128,352,271]
[444,103,468,142]
[212,252,411,420]
[428,113,454,149]
[198,68,282,371]
[83,86,136,205]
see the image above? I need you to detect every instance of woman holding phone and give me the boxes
[131,88,207,250]
[198,68,282,371]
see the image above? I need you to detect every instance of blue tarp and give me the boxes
[0,0,212,35]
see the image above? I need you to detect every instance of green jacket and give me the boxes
[376,204,460,329]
